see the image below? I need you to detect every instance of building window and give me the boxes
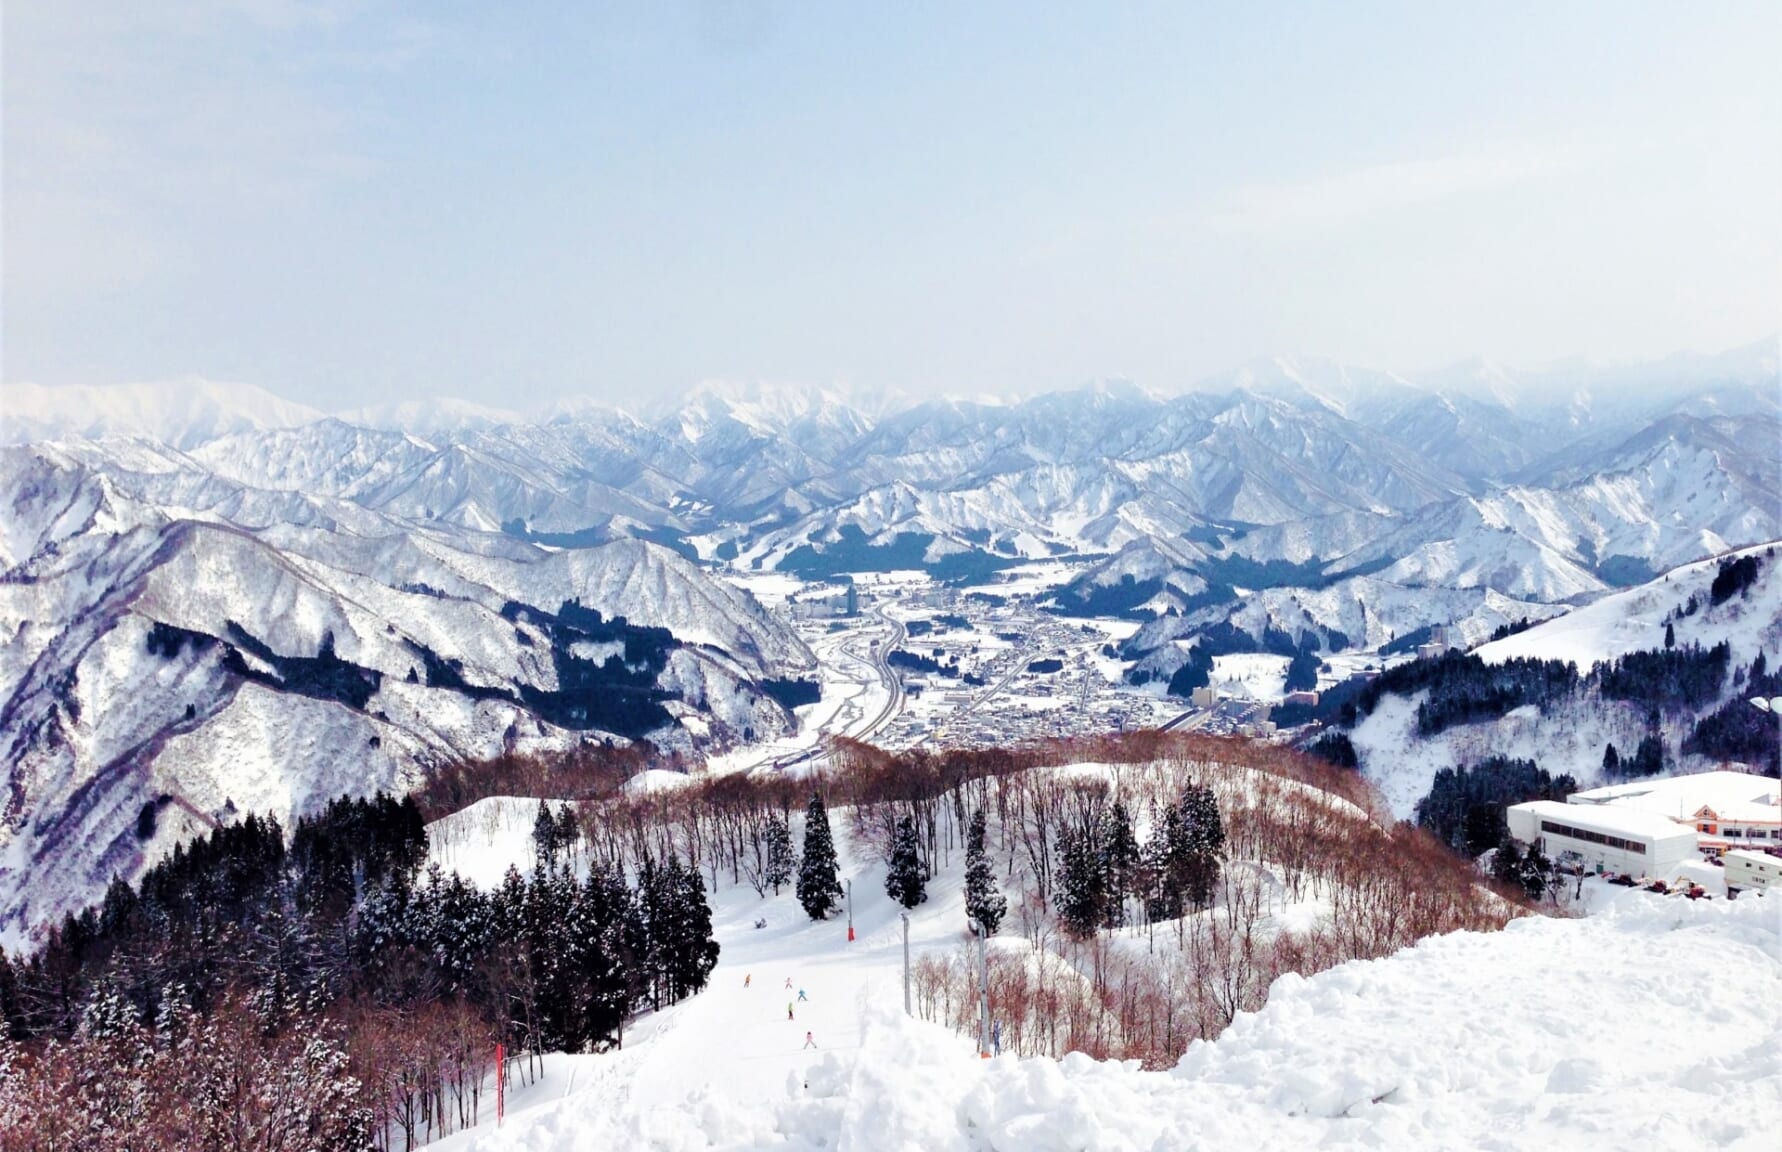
[1538,820,1646,855]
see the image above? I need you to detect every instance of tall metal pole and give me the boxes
[973,919,991,1058]
[901,912,911,1016]
[847,877,854,942]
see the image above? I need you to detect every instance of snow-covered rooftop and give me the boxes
[1569,770,1781,822]
[1512,799,1702,845]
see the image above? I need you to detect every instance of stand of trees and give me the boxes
[1303,731,1358,770]
[1597,641,1730,715]
[1414,757,1576,857]
[1602,733,1666,780]
[1055,787,1225,937]
[1709,553,1762,605]
[1685,654,1781,775]
[0,723,1540,1145]
[1283,649,1319,694]
[0,791,719,1150]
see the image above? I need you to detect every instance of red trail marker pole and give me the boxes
[496,1042,505,1125]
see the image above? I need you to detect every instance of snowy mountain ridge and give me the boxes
[8,343,1776,593]
[0,439,815,945]
[1348,542,1782,817]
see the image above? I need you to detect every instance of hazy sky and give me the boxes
[6,2,1779,410]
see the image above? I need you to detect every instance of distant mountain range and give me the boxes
[1,339,1776,940]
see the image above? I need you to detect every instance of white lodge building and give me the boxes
[1566,771,1782,854]
[1505,800,1701,877]
[1506,770,1782,879]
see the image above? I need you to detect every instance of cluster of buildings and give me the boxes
[1414,624,1456,662]
[786,582,860,620]
[1506,770,1782,892]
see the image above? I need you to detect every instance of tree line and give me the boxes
[0,792,720,1150]
[2,725,1531,1145]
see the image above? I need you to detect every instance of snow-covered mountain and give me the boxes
[1344,543,1782,817]
[1472,543,1782,674]
[5,344,1776,934]
[15,343,1771,589]
[0,439,814,940]
[2,379,324,449]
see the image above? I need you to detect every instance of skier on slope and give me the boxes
[745,974,751,988]
[797,988,808,1002]
[787,1002,795,1021]
[803,1031,816,1050]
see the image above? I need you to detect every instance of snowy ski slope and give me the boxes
[428,790,1782,1152]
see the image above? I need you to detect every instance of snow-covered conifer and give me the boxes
[1055,820,1107,938]
[764,812,797,895]
[796,794,844,920]
[963,809,1006,935]
[1102,801,1141,928]
[885,815,928,909]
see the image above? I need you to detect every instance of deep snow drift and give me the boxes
[429,801,1782,1152]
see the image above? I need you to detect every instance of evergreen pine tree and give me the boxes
[1491,837,1525,888]
[1144,800,1189,922]
[1631,732,1665,777]
[1517,844,1553,901]
[1180,784,1225,911]
[1054,820,1107,938]
[525,863,580,1045]
[554,803,579,865]
[489,865,528,947]
[763,813,796,895]
[1602,742,1620,776]
[0,950,20,1042]
[963,809,1006,935]
[531,800,559,872]
[1664,621,1676,649]
[635,855,669,1009]
[796,794,844,920]
[576,884,633,1043]
[665,856,721,1001]
[885,816,928,909]
[431,871,491,994]
[1101,801,1141,928]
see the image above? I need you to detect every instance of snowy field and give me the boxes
[1209,652,1292,700]
[952,559,1085,598]
[427,792,1782,1152]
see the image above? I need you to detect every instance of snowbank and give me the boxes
[433,888,1781,1152]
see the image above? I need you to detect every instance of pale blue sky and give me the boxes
[6,1,1779,409]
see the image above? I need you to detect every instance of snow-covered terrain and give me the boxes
[4,354,1777,944]
[424,796,1782,1152]
[1353,544,1782,818]
[0,441,814,945]
[1475,542,1782,671]
[11,349,1775,595]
